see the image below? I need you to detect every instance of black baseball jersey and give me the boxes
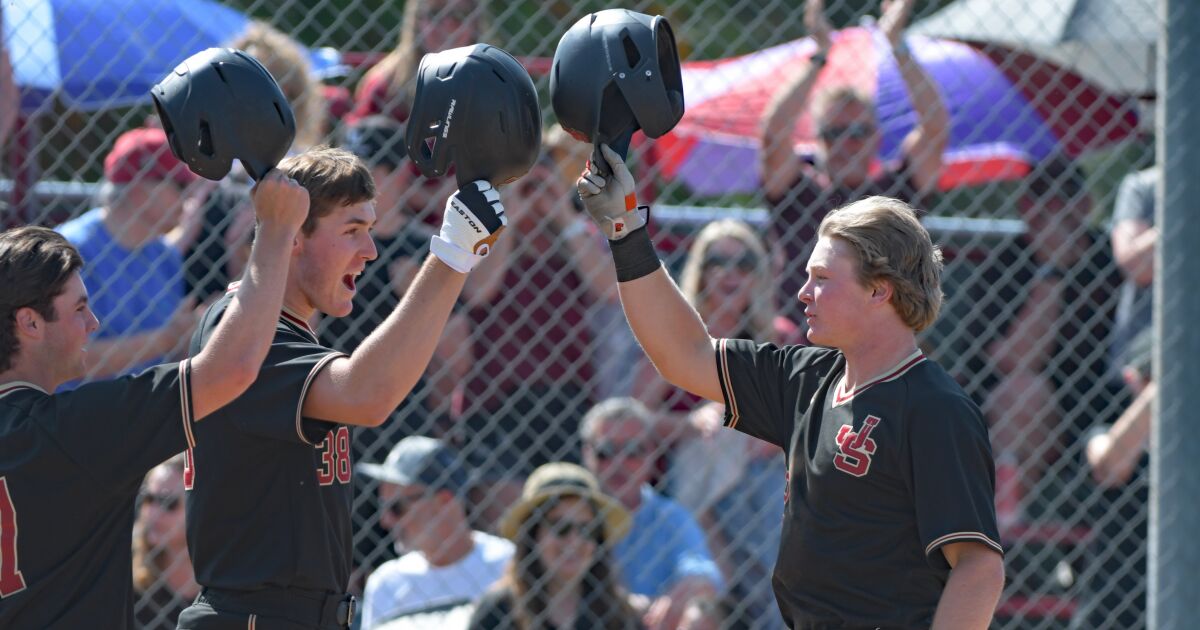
[0,363,195,628]
[185,289,351,593]
[715,340,1002,629]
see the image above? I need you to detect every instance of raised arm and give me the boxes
[579,145,722,402]
[189,173,309,420]
[302,181,505,426]
[881,0,948,191]
[760,0,832,200]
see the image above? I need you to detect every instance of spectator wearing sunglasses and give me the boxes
[469,462,641,630]
[356,436,512,629]
[580,399,722,630]
[760,0,947,321]
[133,454,198,629]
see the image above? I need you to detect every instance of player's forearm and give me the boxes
[190,225,295,419]
[931,551,1004,630]
[617,265,722,402]
[329,256,467,424]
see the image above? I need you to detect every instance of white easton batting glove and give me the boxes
[430,180,507,273]
[577,144,649,241]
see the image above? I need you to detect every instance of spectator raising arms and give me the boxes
[760,0,947,320]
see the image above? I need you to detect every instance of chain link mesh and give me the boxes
[0,0,1163,627]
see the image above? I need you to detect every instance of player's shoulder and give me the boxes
[903,359,984,420]
[0,385,45,432]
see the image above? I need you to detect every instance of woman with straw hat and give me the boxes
[469,463,644,630]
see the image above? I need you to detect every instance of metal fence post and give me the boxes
[1152,0,1200,627]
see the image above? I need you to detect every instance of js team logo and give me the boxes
[834,415,882,477]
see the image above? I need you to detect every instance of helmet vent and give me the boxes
[492,68,507,83]
[198,121,214,157]
[273,102,286,125]
[212,63,228,84]
[621,32,641,69]
[437,62,457,80]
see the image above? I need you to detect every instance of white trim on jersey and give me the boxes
[832,349,926,408]
[294,353,347,446]
[925,531,1004,558]
[718,339,742,429]
[0,382,48,399]
[178,359,196,449]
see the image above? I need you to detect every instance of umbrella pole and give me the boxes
[1152,0,1200,627]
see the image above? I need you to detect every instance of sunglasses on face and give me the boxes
[703,251,759,273]
[541,518,597,540]
[818,122,876,143]
[139,492,182,512]
[589,440,655,461]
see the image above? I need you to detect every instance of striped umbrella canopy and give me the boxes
[651,27,1139,197]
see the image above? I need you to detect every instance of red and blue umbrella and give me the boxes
[651,27,1139,197]
[2,0,343,112]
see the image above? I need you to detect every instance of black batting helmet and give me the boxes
[150,48,296,182]
[405,44,541,187]
[550,10,684,158]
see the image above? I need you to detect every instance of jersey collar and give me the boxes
[833,349,926,407]
[0,381,49,400]
[226,281,318,341]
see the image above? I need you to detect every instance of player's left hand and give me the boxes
[577,144,648,241]
[430,180,507,273]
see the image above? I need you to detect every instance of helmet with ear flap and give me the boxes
[150,48,296,182]
[550,9,685,175]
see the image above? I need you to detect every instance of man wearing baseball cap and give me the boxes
[356,436,512,628]
[56,127,203,379]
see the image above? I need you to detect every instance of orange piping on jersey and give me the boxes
[0,382,46,400]
[925,531,1004,557]
[832,350,926,407]
[178,360,196,449]
[719,339,740,428]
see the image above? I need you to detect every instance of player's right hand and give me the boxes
[430,180,507,273]
[251,171,310,234]
[577,144,648,241]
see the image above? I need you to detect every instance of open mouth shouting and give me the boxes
[342,271,361,292]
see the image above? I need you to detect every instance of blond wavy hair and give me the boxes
[818,196,944,331]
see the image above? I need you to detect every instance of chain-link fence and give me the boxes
[1,0,1167,628]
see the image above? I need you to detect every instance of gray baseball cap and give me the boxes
[355,436,467,492]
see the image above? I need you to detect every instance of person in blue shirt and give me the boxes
[580,398,722,630]
[57,127,201,379]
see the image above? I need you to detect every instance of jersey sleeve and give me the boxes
[42,360,195,488]
[714,339,835,447]
[228,340,345,445]
[907,391,1004,567]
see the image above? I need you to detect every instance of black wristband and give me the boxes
[610,226,661,282]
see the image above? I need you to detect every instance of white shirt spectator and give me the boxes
[363,531,513,629]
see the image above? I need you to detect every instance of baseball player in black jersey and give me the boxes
[177,147,508,629]
[0,173,309,629]
[578,145,1005,629]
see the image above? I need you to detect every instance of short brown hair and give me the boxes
[818,196,944,331]
[0,227,84,372]
[277,146,375,235]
